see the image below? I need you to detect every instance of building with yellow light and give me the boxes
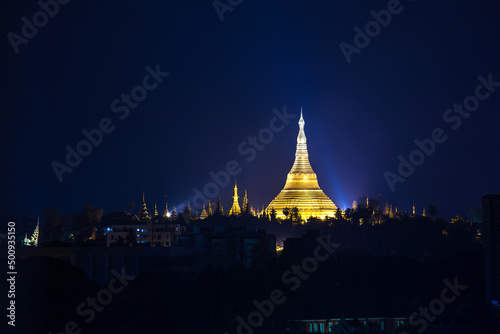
[229,181,241,215]
[266,110,338,219]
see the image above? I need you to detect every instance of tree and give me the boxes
[71,204,104,241]
[290,207,301,222]
[335,208,343,220]
[270,208,277,222]
[283,207,290,219]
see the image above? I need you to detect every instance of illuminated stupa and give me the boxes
[266,110,338,219]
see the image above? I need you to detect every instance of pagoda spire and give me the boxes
[242,189,249,213]
[229,180,241,215]
[154,202,159,217]
[216,195,224,215]
[23,217,39,246]
[138,192,150,220]
[200,203,208,219]
[163,199,169,218]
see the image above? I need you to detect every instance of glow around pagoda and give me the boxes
[266,109,338,219]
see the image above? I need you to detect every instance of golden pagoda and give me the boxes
[266,109,338,219]
[229,181,241,215]
[200,204,208,219]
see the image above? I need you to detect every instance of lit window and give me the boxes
[320,323,324,333]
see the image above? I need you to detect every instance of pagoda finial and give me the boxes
[142,191,145,203]
[296,108,306,146]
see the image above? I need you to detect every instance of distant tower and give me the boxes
[163,200,169,218]
[23,217,39,247]
[412,202,416,216]
[366,197,369,208]
[352,200,358,211]
[389,204,393,218]
[208,199,213,216]
[385,201,390,215]
[185,202,192,217]
[200,204,208,219]
[242,189,249,213]
[422,207,426,217]
[229,180,241,215]
[154,203,159,217]
[216,195,224,215]
[138,192,151,220]
[32,217,39,246]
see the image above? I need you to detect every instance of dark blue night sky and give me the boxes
[2,0,500,220]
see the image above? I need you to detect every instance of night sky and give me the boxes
[2,0,500,221]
